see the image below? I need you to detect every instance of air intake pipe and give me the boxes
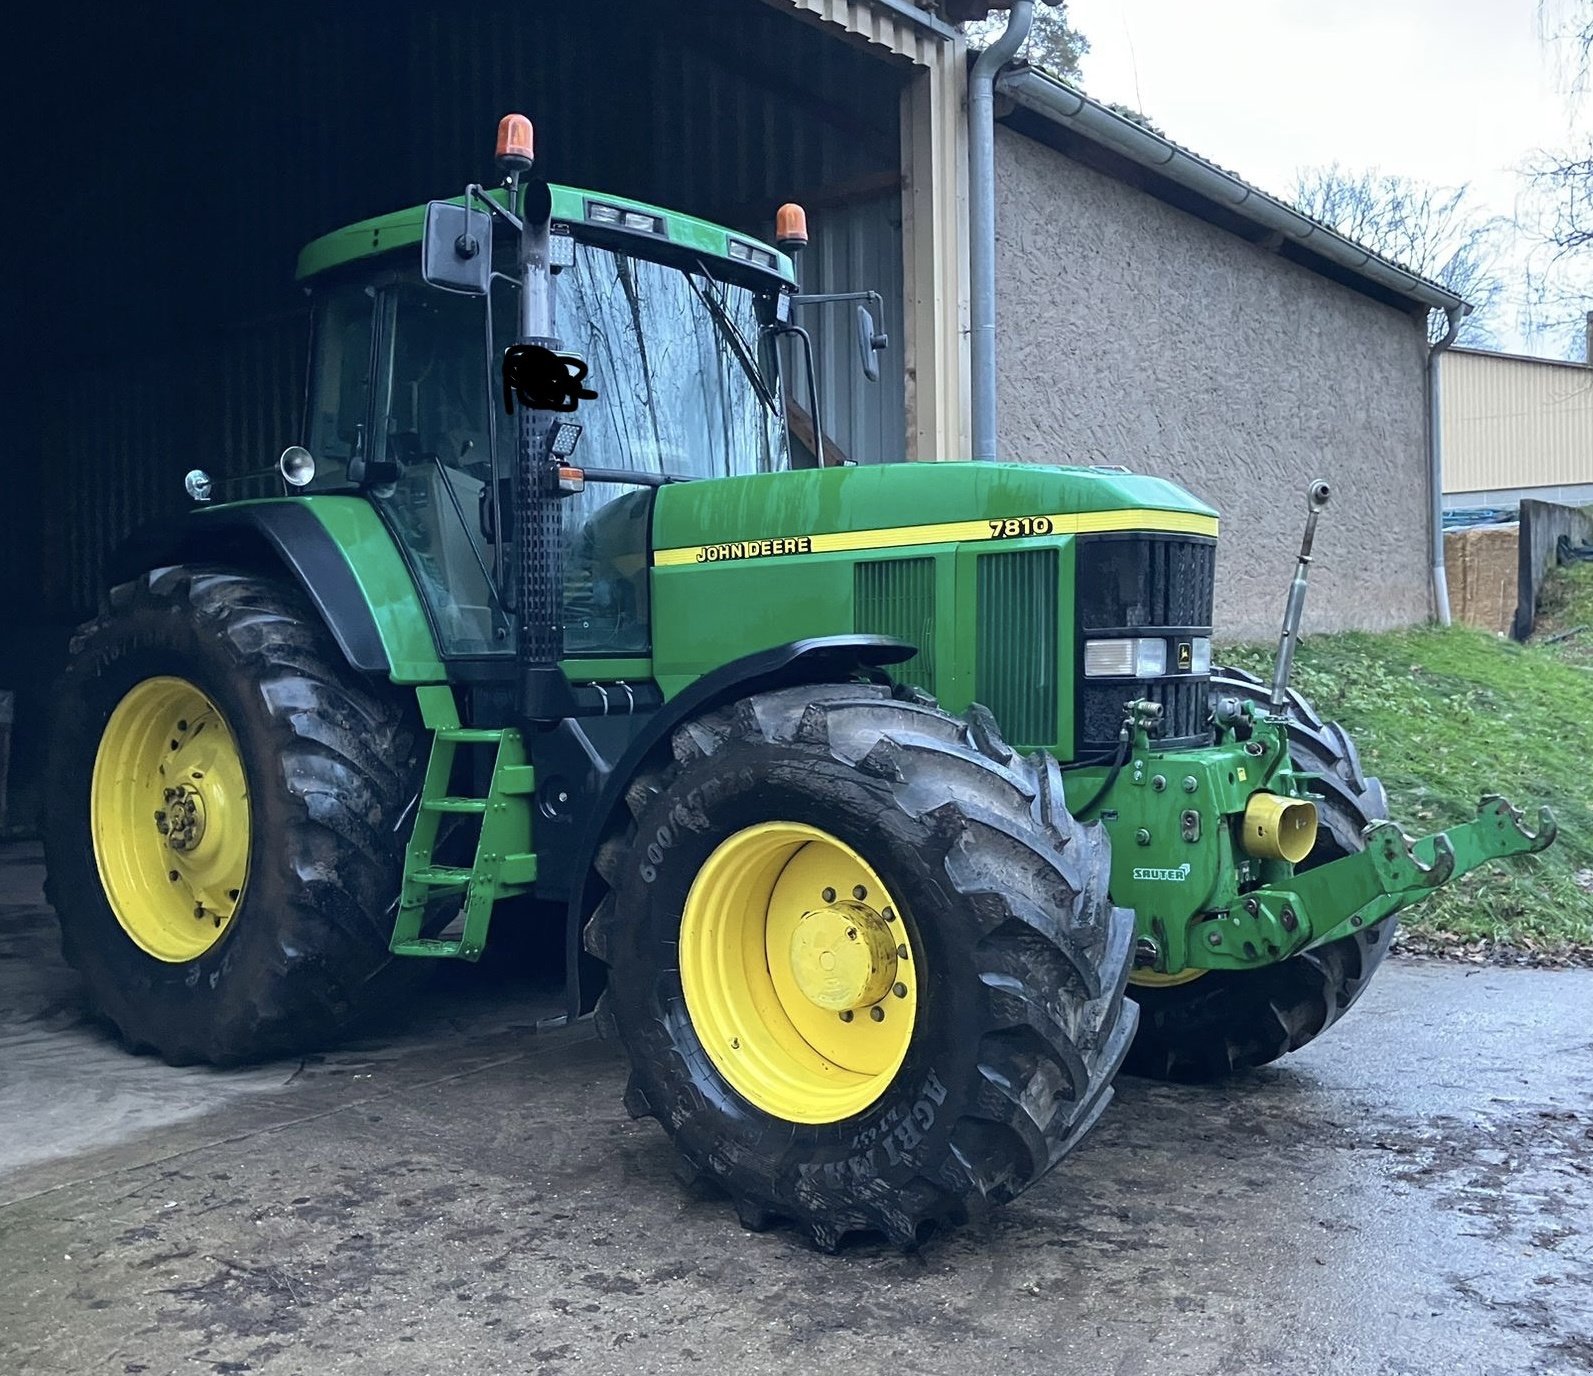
[497,119,576,721]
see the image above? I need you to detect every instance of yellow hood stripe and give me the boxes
[653,508,1219,567]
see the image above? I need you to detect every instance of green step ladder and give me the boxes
[390,685,537,960]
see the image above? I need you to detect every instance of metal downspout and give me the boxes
[1429,306,1464,627]
[969,1,1032,461]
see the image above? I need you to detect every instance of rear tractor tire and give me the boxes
[44,565,423,1065]
[586,684,1137,1250]
[1123,666,1396,1083]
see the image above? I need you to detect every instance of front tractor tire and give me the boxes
[44,565,423,1065]
[1122,667,1396,1082]
[586,685,1137,1250]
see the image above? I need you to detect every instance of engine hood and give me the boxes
[650,461,1217,566]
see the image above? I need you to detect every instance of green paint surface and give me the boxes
[649,461,1213,550]
[649,462,1210,747]
[201,497,445,683]
[1066,723,1305,972]
[299,498,448,682]
[561,658,654,682]
[296,184,794,285]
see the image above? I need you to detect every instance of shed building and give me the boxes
[1440,346,1593,511]
[1,0,1466,825]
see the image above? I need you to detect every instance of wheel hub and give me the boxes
[788,900,897,1012]
[156,784,207,852]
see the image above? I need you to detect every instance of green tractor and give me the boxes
[46,115,1554,1248]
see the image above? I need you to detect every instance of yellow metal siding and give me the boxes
[1441,349,1593,495]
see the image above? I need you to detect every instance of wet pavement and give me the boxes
[2,838,1590,1375]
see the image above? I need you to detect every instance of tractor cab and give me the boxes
[293,184,802,661]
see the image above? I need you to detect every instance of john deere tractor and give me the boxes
[46,116,1554,1248]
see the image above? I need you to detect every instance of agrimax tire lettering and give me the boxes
[804,1072,950,1184]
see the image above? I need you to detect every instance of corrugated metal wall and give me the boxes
[798,195,908,463]
[1442,348,1593,497]
[14,0,908,626]
[41,318,306,616]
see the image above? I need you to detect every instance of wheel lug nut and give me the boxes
[852,885,867,900]
[869,1006,885,1022]
[892,982,908,999]
[897,944,909,960]
[839,1009,854,1023]
[882,907,896,923]
[821,888,836,903]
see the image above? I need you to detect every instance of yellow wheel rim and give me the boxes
[90,677,251,963]
[1129,967,1207,988]
[679,822,918,1124]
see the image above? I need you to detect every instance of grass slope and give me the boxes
[1221,565,1593,964]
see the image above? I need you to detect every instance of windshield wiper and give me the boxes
[688,262,780,416]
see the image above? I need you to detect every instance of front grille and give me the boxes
[976,548,1059,745]
[854,557,937,697]
[1077,535,1216,633]
[1076,533,1216,755]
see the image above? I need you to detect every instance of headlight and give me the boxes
[1084,637,1168,678]
[1189,636,1212,674]
[587,201,663,235]
[728,239,778,271]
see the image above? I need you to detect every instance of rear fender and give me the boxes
[107,498,445,682]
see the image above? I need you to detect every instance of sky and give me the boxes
[1063,0,1591,353]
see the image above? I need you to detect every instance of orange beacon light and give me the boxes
[776,203,809,253]
[496,114,535,173]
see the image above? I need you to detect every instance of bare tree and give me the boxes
[1532,149,1593,254]
[960,5,1089,82]
[1538,0,1593,89]
[1516,252,1593,360]
[959,4,1160,129]
[1534,0,1593,253]
[1291,165,1508,345]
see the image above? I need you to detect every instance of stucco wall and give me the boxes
[994,125,1433,642]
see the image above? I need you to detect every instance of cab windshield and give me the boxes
[304,240,789,656]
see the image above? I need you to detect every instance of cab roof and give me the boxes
[296,183,797,289]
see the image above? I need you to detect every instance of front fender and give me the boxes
[559,635,917,1019]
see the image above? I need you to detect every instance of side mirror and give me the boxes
[856,305,888,384]
[421,201,492,295]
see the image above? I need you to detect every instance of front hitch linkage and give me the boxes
[1197,795,1556,969]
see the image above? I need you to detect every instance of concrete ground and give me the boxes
[2,839,1590,1376]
